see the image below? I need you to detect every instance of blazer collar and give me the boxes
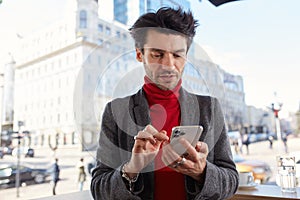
[132,89,151,128]
[179,88,201,126]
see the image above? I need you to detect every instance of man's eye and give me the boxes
[173,53,181,58]
[152,53,163,58]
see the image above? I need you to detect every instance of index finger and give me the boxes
[153,130,169,141]
[178,138,198,161]
[144,125,169,141]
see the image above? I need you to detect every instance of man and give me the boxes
[91,7,238,200]
[50,158,60,195]
[77,158,87,191]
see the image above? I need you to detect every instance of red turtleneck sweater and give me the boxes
[143,76,186,200]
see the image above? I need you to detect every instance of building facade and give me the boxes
[0,54,17,147]
[11,0,131,150]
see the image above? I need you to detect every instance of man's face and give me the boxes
[136,30,188,90]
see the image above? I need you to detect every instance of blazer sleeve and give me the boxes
[90,102,144,200]
[186,97,239,200]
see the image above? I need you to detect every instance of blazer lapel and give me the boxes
[131,89,155,173]
[132,89,151,127]
[179,89,201,126]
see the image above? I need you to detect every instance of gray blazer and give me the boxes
[91,88,239,200]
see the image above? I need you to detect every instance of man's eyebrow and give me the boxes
[149,48,186,53]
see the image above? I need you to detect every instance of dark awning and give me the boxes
[207,0,242,6]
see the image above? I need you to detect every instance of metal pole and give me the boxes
[275,116,281,153]
[16,121,23,198]
[16,135,20,197]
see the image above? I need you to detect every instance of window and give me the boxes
[98,24,103,32]
[105,27,111,35]
[116,31,121,38]
[58,78,61,88]
[97,39,103,45]
[98,55,101,64]
[58,59,61,68]
[106,41,111,48]
[86,54,91,63]
[116,62,120,70]
[79,10,87,28]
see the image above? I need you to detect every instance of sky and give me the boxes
[191,0,300,118]
[0,0,299,118]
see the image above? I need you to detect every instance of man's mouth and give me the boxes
[158,71,177,78]
[158,74,177,83]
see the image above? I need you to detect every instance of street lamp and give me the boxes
[269,94,283,152]
[14,120,24,198]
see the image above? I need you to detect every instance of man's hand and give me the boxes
[124,125,169,178]
[161,139,208,182]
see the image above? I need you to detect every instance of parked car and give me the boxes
[233,154,272,184]
[12,147,34,158]
[26,148,34,157]
[0,164,50,188]
[2,146,14,155]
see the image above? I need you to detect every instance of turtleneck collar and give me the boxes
[143,76,181,101]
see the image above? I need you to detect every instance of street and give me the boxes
[0,145,95,200]
[0,136,300,200]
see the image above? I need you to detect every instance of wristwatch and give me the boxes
[121,162,139,192]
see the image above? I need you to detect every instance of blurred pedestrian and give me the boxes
[77,158,86,191]
[243,132,250,155]
[268,135,274,149]
[50,158,60,195]
[281,131,288,153]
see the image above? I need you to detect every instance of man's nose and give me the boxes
[161,53,175,69]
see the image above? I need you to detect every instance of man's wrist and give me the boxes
[121,162,139,192]
[123,162,139,179]
[194,163,207,183]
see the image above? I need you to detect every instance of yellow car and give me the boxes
[233,154,272,184]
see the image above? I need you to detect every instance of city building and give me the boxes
[0,61,4,146]
[245,106,276,133]
[0,54,15,134]
[186,44,248,131]
[295,104,300,135]
[11,0,131,150]
[1,0,247,151]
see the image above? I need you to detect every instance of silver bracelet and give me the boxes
[121,162,139,192]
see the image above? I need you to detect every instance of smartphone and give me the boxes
[170,125,203,155]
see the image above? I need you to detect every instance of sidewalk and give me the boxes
[240,136,300,182]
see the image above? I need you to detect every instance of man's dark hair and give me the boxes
[129,7,198,52]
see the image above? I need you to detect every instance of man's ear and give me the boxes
[136,48,143,62]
